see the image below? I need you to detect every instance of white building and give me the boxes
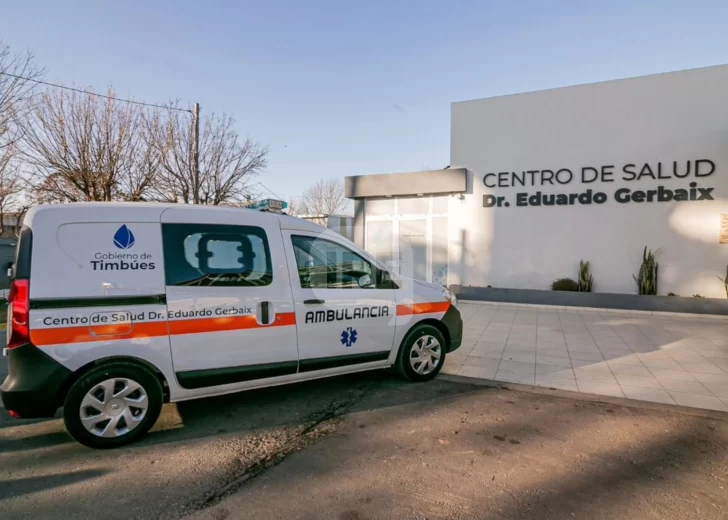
[347,64,728,299]
[297,214,354,241]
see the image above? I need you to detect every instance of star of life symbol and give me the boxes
[341,327,357,347]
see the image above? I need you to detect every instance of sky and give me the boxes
[2,1,728,203]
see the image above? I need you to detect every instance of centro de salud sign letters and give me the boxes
[482,159,716,208]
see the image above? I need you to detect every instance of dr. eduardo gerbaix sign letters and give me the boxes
[482,159,716,208]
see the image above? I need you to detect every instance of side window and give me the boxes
[163,223,272,287]
[292,235,373,289]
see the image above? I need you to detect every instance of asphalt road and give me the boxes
[2,365,728,520]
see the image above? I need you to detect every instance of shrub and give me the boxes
[578,260,593,292]
[693,294,705,298]
[667,292,678,297]
[634,246,659,295]
[552,278,579,291]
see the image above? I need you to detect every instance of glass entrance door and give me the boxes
[363,196,449,285]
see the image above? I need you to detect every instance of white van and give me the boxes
[1,203,462,448]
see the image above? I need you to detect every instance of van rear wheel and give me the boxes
[396,324,446,382]
[63,362,163,449]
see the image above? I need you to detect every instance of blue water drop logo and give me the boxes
[113,224,135,249]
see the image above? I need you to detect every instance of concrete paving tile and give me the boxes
[440,362,463,375]
[485,323,512,332]
[576,380,625,398]
[536,355,572,367]
[571,359,610,370]
[469,348,505,360]
[463,356,500,369]
[648,368,697,382]
[535,375,578,391]
[476,339,507,349]
[537,347,570,357]
[620,386,677,405]
[574,368,618,384]
[536,364,575,378]
[669,352,711,363]
[689,372,728,385]
[456,345,475,356]
[506,339,537,348]
[447,354,468,365]
[680,362,727,375]
[598,347,633,358]
[613,373,663,389]
[482,333,510,343]
[497,360,535,374]
[656,379,714,395]
[668,391,728,412]
[637,355,684,370]
[458,365,498,379]
[537,340,568,348]
[606,354,645,366]
[495,371,535,386]
[504,345,537,354]
[568,350,605,362]
[501,351,536,363]
[608,364,653,377]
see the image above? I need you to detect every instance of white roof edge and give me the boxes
[452,63,728,106]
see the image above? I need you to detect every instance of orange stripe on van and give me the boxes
[396,302,450,316]
[31,312,297,347]
[168,312,296,336]
[31,321,169,347]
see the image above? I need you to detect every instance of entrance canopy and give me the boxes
[345,168,467,199]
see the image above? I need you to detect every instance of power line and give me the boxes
[257,181,285,200]
[0,71,192,113]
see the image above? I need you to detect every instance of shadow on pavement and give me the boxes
[0,469,109,500]
[0,369,482,457]
[144,369,484,447]
[200,390,728,520]
[0,430,71,453]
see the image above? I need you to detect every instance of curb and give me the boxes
[460,299,728,320]
[438,373,728,419]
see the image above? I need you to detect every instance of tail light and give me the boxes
[7,279,30,350]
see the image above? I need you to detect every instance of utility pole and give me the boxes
[192,102,200,204]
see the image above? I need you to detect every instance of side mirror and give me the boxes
[358,274,373,288]
[381,270,392,283]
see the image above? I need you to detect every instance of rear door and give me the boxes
[283,231,396,372]
[161,209,298,391]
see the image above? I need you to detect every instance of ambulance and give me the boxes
[1,203,462,448]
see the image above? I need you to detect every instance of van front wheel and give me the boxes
[396,324,446,382]
[63,362,163,449]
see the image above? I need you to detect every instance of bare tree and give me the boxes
[292,179,348,216]
[0,143,26,236]
[21,88,161,202]
[0,42,42,235]
[149,105,267,205]
[0,40,44,150]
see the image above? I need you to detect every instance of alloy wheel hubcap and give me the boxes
[80,378,149,438]
[410,335,442,375]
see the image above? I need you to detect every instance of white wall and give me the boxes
[449,65,728,298]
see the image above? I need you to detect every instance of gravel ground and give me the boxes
[2,367,728,520]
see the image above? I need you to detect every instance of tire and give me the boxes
[63,362,163,449]
[396,324,447,382]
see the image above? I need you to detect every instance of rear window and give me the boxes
[12,226,32,280]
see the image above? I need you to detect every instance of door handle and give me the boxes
[260,301,269,324]
[303,299,325,305]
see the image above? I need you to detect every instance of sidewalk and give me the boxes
[443,302,728,412]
